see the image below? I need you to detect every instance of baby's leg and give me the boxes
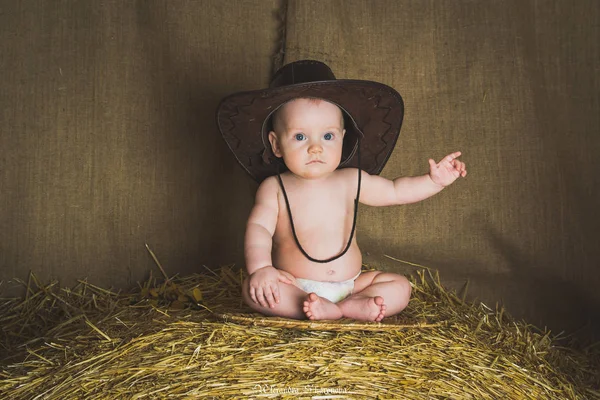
[241,277,308,319]
[338,271,411,322]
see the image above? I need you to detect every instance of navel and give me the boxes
[327,269,335,276]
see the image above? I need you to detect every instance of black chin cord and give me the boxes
[275,139,361,263]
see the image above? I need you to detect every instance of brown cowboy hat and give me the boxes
[216,60,404,182]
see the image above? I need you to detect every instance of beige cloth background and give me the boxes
[1,1,598,339]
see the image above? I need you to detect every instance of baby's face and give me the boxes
[268,98,346,180]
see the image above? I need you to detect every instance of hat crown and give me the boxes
[269,60,336,88]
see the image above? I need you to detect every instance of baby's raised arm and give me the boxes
[357,152,467,206]
[358,172,443,206]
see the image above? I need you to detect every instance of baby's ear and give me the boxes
[268,131,282,157]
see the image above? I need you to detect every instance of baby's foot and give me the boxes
[302,293,343,320]
[339,295,386,322]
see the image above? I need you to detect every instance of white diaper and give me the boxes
[295,272,361,303]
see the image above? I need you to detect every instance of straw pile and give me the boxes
[0,261,598,399]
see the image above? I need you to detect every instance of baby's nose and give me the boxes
[308,144,322,153]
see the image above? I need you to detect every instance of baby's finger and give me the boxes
[279,270,297,285]
[264,287,276,308]
[256,287,268,308]
[444,151,461,163]
[249,286,257,304]
[271,284,281,304]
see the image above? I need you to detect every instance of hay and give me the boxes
[0,264,598,399]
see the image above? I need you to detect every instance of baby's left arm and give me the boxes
[358,151,467,206]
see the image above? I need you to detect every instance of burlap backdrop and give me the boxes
[0,0,277,289]
[1,1,598,338]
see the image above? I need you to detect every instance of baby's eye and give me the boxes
[324,132,334,141]
[294,133,306,141]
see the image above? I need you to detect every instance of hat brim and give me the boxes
[217,80,404,182]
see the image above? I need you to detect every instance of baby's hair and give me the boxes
[271,97,345,135]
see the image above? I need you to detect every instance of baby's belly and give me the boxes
[272,239,362,282]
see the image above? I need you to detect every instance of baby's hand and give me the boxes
[248,266,294,309]
[428,151,467,187]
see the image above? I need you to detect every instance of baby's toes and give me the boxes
[376,304,387,322]
[308,292,319,302]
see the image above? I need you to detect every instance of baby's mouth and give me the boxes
[307,160,325,165]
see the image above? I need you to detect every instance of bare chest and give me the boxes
[271,172,362,281]
[275,181,354,241]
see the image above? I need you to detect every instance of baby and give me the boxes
[241,97,467,321]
